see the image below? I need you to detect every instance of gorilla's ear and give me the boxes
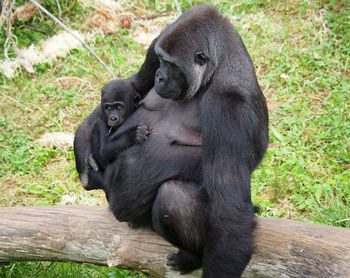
[194,51,207,66]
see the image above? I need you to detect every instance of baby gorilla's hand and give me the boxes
[136,125,151,144]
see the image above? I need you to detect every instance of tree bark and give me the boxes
[0,206,349,277]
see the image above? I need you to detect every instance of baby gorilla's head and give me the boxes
[101,80,140,128]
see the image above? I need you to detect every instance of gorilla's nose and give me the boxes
[108,115,120,127]
[156,71,168,87]
[110,115,119,122]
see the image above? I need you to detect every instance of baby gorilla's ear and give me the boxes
[134,93,142,108]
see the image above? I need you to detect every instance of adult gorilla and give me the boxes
[75,5,268,277]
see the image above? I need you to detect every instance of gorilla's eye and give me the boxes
[194,52,207,66]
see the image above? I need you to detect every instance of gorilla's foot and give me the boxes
[167,249,202,274]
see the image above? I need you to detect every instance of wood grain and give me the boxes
[0,206,349,277]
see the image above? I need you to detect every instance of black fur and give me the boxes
[75,5,268,277]
[74,79,145,190]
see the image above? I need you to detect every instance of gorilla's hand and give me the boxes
[136,125,151,144]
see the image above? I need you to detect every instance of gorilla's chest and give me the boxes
[143,88,201,146]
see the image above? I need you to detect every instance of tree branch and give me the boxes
[0,206,349,277]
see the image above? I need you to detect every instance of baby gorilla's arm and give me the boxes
[100,124,150,164]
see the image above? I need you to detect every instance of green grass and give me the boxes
[243,0,350,226]
[1,0,349,276]
[0,262,145,278]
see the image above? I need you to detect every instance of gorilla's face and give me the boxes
[154,58,188,100]
[101,80,139,128]
[154,45,209,101]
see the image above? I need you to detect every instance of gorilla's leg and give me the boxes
[152,180,207,274]
[105,142,201,228]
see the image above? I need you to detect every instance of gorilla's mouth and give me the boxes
[155,87,185,101]
[108,119,121,128]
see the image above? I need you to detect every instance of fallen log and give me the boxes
[0,206,349,277]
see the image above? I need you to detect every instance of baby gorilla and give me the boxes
[86,79,149,190]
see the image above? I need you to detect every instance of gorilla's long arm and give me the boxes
[129,38,160,98]
[201,89,267,276]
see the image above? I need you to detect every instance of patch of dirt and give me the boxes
[266,99,280,111]
[0,176,21,206]
[11,3,38,23]
[56,76,94,91]
[84,7,126,35]
[131,14,175,47]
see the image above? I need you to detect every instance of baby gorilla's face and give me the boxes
[100,79,140,129]
[103,101,126,128]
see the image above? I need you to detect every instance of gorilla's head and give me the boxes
[101,80,140,128]
[154,45,211,101]
[154,6,219,101]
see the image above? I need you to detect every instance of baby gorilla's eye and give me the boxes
[116,104,123,110]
